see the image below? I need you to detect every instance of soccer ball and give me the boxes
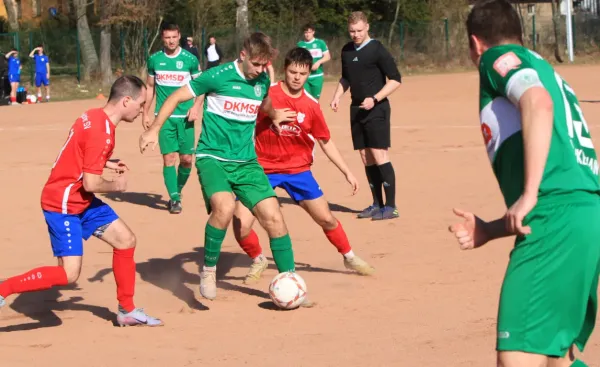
[269,271,307,310]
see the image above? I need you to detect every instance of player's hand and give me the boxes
[46,73,50,79]
[105,160,129,174]
[113,174,127,192]
[271,108,297,133]
[504,193,537,236]
[330,98,340,112]
[187,107,199,122]
[139,128,159,154]
[311,63,320,71]
[359,97,375,110]
[142,116,152,131]
[448,208,490,250]
[345,172,359,195]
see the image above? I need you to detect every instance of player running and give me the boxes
[232,47,375,284]
[448,1,600,366]
[139,32,307,303]
[297,24,330,100]
[142,23,202,214]
[0,76,163,327]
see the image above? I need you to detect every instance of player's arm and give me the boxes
[5,51,16,59]
[503,70,553,235]
[260,95,296,132]
[373,43,401,102]
[330,50,350,111]
[317,138,358,194]
[46,61,50,77]
[313,43,331,70]
[83,172,126,193]
[149,86,194,132]
[28,48,38,58]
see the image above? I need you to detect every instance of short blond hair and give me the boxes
[348,11,368,24]
[243,32,278,60]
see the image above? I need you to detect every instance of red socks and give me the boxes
[237,223,352,258]
[113,248,136,313]
[0,266,68,298]
[238,229,263,259]
[324,220,352,255]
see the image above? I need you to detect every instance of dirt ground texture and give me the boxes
[1,64,600,367]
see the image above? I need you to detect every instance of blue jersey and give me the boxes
[34,54,49,73]
[7,56,20,75]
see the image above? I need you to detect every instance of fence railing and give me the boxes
[0,14,598,86]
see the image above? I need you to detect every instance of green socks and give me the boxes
[177,165,192,194]
[204,223,227,267]
[164,165,192,202]
[163,166,180,201]
[270,234,295,272]
[572,360,588,367]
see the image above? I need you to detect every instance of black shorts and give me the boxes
[350,100,391,150]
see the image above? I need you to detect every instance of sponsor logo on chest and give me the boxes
[155,70,191,87]
[207,94,263,122]
[309,49,323,58]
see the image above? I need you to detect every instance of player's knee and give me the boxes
[61,261,82,283]
[163,153,177,166]
[212,201,236,223]
[120,231,137,250]
[316,214,337,230]
[259,208,285,232]
[180,154,193,167]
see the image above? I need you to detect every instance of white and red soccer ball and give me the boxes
[269,271,307,310]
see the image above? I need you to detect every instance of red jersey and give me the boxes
[41,108,116,214]
[255,82,331,174]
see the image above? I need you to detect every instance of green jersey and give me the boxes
[187,60,270,162]
[147,48,201,118]
[297,38,328,77]
[479,44,600,208]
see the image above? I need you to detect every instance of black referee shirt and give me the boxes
[341,39,401,105]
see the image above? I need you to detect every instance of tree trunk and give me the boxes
[99,0,113,87]
[31,0,40,17]
[388,0,401,46]
[100,26,112,87]
[551,0,564,63]
[74,0,99,81]
[3,0,20,31]
[236,0,249,48]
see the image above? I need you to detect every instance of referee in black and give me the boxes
[330,11,402,221]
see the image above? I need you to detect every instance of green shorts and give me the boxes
[304,76,324,100]
[158,117,195,155]
[497,197,600,357]
[195,157,276,214]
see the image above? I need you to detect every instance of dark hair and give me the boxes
[284,47,313,70]
[161,23,180,35]
[243,32,277,60]
[302,23,315,32]
[108,75,146,102]
[466,0,523,48]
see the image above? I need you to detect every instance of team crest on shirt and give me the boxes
[297,112,305,123]
[176,61,183,69]
[254,84,263,97]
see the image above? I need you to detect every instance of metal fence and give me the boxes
[0,14,599,85]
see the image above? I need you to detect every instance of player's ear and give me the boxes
[240,49,247,62]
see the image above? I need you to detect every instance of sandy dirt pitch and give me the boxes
[1,64,600,367]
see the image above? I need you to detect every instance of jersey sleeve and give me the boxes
[319,39,329,53]
[82,128,110,175]
[190,56,201,79]
[147,55,155,77]
[480,49,544,106]
[376,42,401,82]
[187,68,219,97]
[310,104,331,141]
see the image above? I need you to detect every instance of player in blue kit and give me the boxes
[29,45,51,102]
[4,49,21,105]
